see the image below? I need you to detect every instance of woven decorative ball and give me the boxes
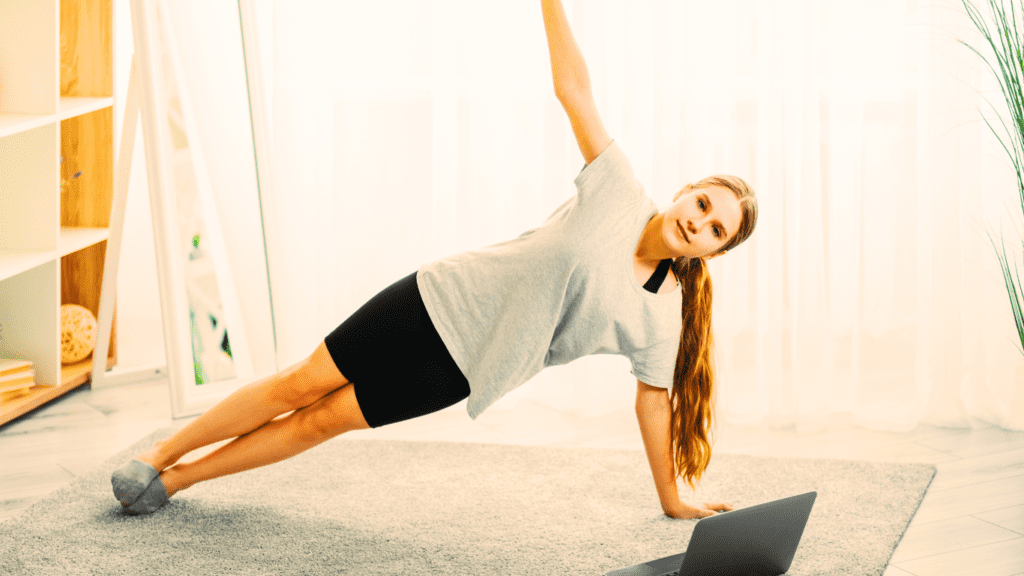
[61,304,98,365]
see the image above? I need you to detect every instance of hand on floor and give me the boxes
[663,501,734,519]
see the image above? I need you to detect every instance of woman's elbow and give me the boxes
[554,78,592,105]
[635,389,671,417]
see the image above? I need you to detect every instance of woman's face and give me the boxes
[661,185,742,260]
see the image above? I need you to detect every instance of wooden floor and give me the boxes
[1,378,1022,576]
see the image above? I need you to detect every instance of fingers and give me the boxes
[666,502,737,520]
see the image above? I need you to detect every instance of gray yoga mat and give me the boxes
[0,427,935,575]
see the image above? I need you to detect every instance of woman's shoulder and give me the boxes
[572,141,647,211]
[573,141,632,187]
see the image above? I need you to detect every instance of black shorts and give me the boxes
[323,271,470,428]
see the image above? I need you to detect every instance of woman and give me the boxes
[112,0,758,520]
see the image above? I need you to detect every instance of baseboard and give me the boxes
[91,364,168,389]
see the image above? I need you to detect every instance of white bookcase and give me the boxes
[0,0,117,426]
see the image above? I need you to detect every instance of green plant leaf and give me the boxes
[964,0,1024,357]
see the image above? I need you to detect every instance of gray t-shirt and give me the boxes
[417,141,683,419]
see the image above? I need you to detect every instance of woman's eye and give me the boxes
[699,200,706,211]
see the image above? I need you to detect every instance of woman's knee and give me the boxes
[299,384,370,439]
[289,341,351,408]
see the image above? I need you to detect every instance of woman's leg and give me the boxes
[159,381,369,497]
[136,341,350,472]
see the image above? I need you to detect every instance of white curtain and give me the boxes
[257,0,1024,432]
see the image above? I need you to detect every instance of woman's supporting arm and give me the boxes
[541,0,611,164]
[636,380,727,519]
[636,380,684,515]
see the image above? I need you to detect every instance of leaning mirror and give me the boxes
[128,0,277,418]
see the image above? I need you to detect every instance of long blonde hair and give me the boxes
[669,175,758,491]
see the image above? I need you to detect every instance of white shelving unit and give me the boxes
[0,0,117,426]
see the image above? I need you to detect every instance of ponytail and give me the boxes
[669,256,716,491]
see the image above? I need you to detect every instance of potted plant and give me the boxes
[961,0,1024,427]
[961,0,1024,357]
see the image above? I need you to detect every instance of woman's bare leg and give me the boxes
[159,382,369,497]
[136,341,350,472]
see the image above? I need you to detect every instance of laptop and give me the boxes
[605,491,817,576]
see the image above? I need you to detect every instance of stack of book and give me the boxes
[1,358,35,405]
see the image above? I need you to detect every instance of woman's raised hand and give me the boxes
[541,0,611,164]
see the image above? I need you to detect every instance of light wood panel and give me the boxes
[59,73,118,369]
[61,107,114,228]
[60,0,113,98]
[896,539,1024,576]
[975,505,1024,535]
[889,516,1021,564]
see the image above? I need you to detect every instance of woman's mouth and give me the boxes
[677,221,689,243]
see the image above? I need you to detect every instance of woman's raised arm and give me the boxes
[541,0,611,164]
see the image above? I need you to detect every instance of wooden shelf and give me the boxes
[0,227,110,282]
[60,227,110,257]
[0,0,116,430]
[0,251,56,283]
[0,114,54,139]
[59,97,114,121]
[0,97,114,140]
[0,355,117,426]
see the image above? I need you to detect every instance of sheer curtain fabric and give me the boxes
[258,0,1024,432]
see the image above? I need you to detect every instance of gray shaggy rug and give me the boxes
[0,427,935,575]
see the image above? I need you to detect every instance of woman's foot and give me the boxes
[111,440,183,508]
[124,469,170,515]
[111,459,160,507]
[122,466,195,515]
